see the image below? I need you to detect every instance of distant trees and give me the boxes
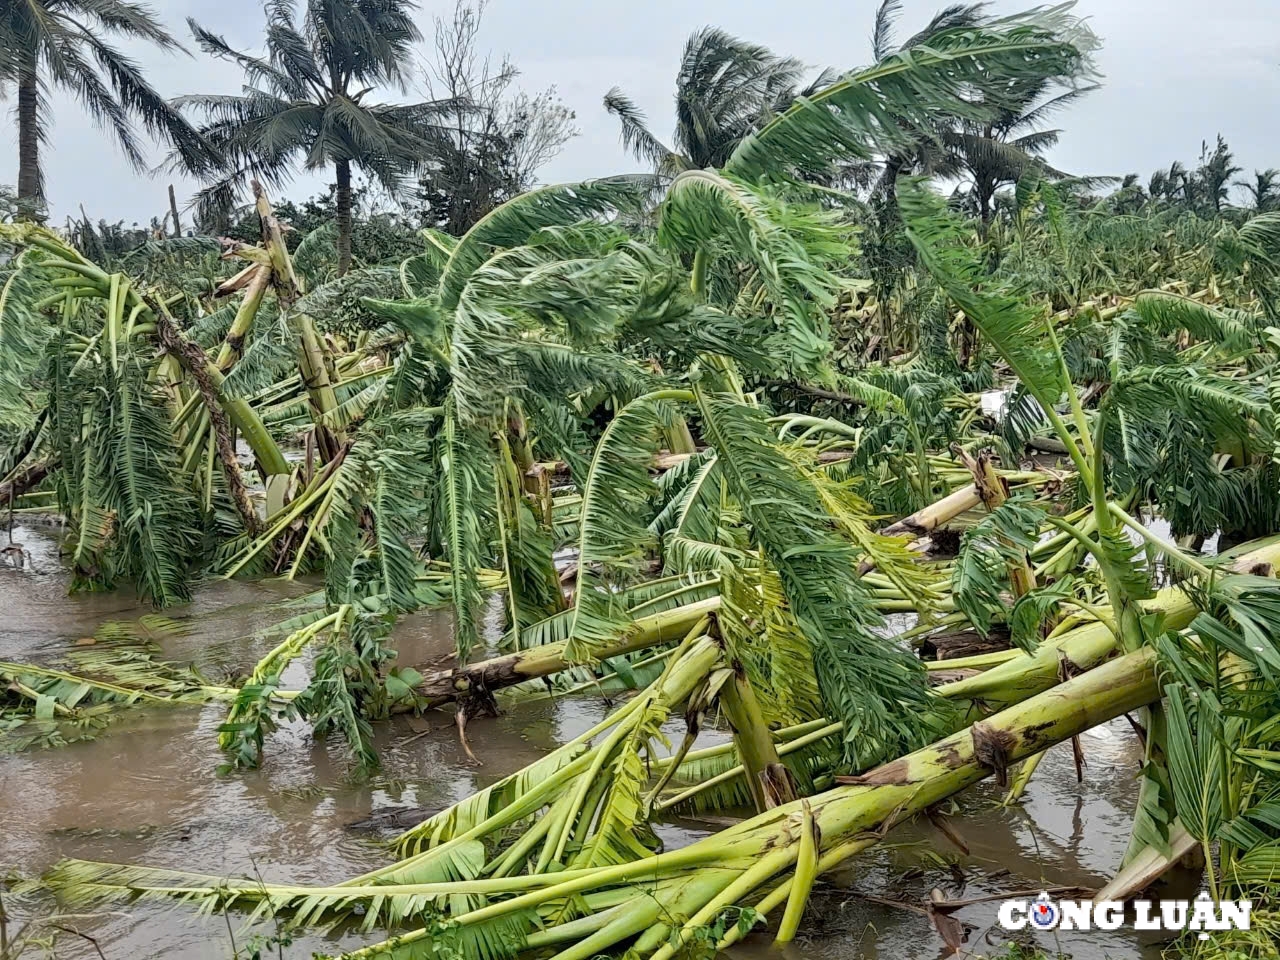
[415,1,578,236]
[1237,168,1280,213]
[218,183,423,270]
[1140,136,1252,217]
[13,0,1278,241]
[1197,135,1242,214]
[869,1,989,204]
[946,77,1099,225]
[176,0,574,253]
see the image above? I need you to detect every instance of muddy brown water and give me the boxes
[1,522,1173,959]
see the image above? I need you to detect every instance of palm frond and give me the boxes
[439,178,652,315]
[0,258,53,429]
[1129,291,1258,350]
[563,392,671,662]
[871,0,903,61]
[570,695,668,868]
[901,182,1066,406]
[2,642,229,752]
[951,496,1043,636]
[393,740,592,857]
[603,88,681,172]
[719,560,823,728]
[659,171,847,373]
[726,7,1095,182]
[439,402,495,665]
[694,385,936,766]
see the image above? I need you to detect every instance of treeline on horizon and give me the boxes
[2,0,1275,268]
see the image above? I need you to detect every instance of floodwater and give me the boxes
[1,521,1173,960]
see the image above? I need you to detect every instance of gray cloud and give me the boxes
[5,0,1279,223]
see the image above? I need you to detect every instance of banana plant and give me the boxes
[0,225,287,603]
[35,641,1166,959]
[901,179,1280,881]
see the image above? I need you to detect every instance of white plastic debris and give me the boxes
[980,389,1011,420]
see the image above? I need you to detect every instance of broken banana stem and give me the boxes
[936,537,1280,710]
[774,800,819,943]
[353,647,1160,960]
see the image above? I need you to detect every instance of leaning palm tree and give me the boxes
[176,0,453,275]
[1156,160,1193,208]
[603,27,825,175]
[0,0,214,209]
[1237,168,1280,214]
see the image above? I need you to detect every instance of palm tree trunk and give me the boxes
[335,159,353,277]
[879,155,906,208]
[168,185,182,238]
[16,57,42,209]
[978,183,994,228]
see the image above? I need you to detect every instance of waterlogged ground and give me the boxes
[0,521,1178,960]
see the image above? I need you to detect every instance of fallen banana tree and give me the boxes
[34,531,1280,956]
[401,466,1051,713]
[408,530,1280,724]
[0,461,961,762]
[36,530,1280,906]
[0,640,252,757]
[0,648,238,752]
[937,533,1280,711]
[633,533,1280,817]
[208,399,1005,770]
[43,646,1161,958]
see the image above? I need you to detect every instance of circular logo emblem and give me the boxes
[1030,894,1059,930]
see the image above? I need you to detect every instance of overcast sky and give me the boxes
[5,0,1279,224]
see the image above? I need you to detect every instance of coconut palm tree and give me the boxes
[177,0,454,275]
[602,27,825,175]
[1162,160,1192,206]
[864,2,1102,220]
[945,75,1099,225]
[1109,173,1148,213]
[1237,168,1280,213]
[0,0,213,211]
